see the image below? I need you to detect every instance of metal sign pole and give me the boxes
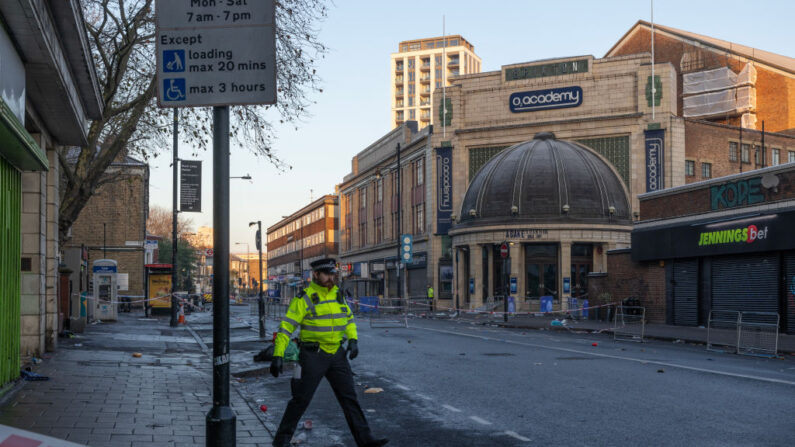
[257,222,265,338]
[170,108,179,327]
[206,106,236,445]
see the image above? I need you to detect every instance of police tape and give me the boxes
[346,298,618,317]
[79,294,192,306]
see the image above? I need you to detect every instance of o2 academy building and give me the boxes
[427,22,795,313]
[339,21,795,318]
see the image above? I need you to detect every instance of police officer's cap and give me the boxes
[310,258,337,274]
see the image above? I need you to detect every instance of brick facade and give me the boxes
[66,158,149,307]
[587,251,666,323]
[609,23,795,133]
[681,119,795,187]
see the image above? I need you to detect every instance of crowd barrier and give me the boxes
[613,305,646,343]
[707,310,780,358]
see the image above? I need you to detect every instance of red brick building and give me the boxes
[266,195,339,299]
[590,163,795,333]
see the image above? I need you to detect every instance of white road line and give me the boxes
[415,393,432,400]
[469,416,492,425]
[441,404,462,412]
[395,384,411,391]
[411,325,795,387]
[505,431,531,442]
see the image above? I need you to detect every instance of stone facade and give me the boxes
[65,157,149,310]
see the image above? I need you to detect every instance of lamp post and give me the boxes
[249,221,265,338]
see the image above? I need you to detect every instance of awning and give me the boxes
[0,98,47,171]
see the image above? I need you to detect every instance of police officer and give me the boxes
[270,258,388,447]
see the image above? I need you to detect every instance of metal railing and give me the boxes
[706,310,780,357]
[613,305,646,342]
[707,310,741,353]
[738,312,780,358]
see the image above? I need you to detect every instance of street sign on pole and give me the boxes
[500,242,509,259]
[400,234,413,264]
[156,1,276,107]
[180,160,202,212]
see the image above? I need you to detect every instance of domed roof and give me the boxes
[458,132,630,227]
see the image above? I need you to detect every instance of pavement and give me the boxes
[0,309,272,447]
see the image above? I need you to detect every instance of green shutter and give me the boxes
[0,155,21,386]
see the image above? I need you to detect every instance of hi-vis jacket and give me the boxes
[273,281,357,357]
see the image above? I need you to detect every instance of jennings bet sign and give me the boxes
[509,86,582,113]
[631,212,794,262]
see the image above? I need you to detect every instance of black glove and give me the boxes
[270,357,283,377]
[346,339,359,360]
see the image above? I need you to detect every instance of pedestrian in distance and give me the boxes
[269,258,389,447]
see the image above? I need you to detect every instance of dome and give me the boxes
[458,132,630,227]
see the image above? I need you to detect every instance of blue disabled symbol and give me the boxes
[163,50,185,72]
[163,78,186,101]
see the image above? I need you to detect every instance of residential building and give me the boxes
[267,195,339,299]
[338,122,435,300]
[0,0,102,385]
[391,35,481,129]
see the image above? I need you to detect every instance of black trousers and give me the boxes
[273,347,375,447]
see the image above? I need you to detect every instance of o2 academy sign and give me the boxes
[509,86,583,113]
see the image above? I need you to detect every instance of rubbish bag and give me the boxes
[284,340,300,362]
[253,344,275,362]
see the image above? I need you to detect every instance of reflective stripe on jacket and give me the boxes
[273,281,357,356]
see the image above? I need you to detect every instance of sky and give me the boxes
[147,0,795,254]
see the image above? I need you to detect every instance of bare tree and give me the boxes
[146,205,195,238]
[59,0,329,242]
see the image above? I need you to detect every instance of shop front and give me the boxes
[633,207,795,333]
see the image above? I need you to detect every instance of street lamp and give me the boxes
[230,174,252,180]
[249,221,265,338]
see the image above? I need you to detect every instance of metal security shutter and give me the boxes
[673,259,698,326]
[782,252,795,334]
[408,267,427,299]
[711,254,778,321]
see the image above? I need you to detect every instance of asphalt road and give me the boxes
[196,305,795,446]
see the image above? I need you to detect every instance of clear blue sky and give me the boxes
[147,0,794,253]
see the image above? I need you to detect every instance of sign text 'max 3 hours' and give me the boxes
[156,0,276,107]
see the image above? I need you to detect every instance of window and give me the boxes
[408,58,415,69]
[754,145,762,165]
[359,187,367,211]
[408,84,415,95]
[409,109,415,120]
[469,146,508,181]
[408,97,414,106]
[435,81,441,89]
[359,222,367,247]
[702,162,711,179]
[374,217,383,244]
[414,204,424,234]
[729,142,738,161]
[376,178,383,202]
[435,56,441,65]
[772,148,780,165]
[576,136,631,186]
[741,144,750,163]
[435,68,442,79]
[408,72,415,82]
[415,158,424,186]
[685,160,695,176]
[789,151,795,163]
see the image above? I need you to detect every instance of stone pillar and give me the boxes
[509,243,523,309]
[559,241,571,311]
[45,146,60,351]
[470,245,482,309]
[486,245,494,299]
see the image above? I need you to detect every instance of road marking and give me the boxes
[411,325,795,387]
[415,393,432,400]
[442,404,461,412]
[505,431,531,442]
[395,384,411,391]
[469,416,492,425]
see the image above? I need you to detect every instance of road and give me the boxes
[191,304,795,446]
